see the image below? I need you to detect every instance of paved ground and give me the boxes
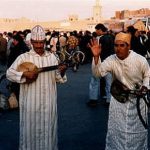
[0,63,149,150]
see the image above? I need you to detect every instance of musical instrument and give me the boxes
[17,62,65,83]
[17,62,58,73]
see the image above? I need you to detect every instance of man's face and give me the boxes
[95,29,103,36]
[114,40,130,60]
[31,40,45,55]
[12,39,19,46]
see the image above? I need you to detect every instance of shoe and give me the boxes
[86,100,98,107]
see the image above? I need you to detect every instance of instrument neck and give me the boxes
[38,65,58,73]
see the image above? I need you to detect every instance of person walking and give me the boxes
[6,25,67,150]
[89,32,150,149]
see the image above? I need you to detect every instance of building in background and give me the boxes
[0,0,103,32]
[113,8,150,31]
[92,0,102,23]
[0,0,149,32]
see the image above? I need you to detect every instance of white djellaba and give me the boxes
[6,25,67,150]
[92,32,150,150]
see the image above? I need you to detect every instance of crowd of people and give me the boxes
[0,23,150,150]
[0,28,88,110]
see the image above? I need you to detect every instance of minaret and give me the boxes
[93,0,102,23]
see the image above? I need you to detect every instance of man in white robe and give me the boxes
[6,25,67,150]
[88,32,150,150]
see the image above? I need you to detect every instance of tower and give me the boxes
[93,0,102,23]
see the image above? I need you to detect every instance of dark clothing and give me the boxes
[146,37,150,52]
[7,41,29,67]
[0,37,7,64]
[98,33,114,98]
[130,36,147,56]
[7,40,29,100]
[99,33,114,61]
[79,34,92,63]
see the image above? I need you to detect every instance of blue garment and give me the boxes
[0,62,10,109]
[0,61,9,98]
[89,73,112,101]
[103,73,112,102]
[0,61,7,73]
[89,75,100,100]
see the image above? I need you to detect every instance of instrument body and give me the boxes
[17,62,58,73]
[17,62,59,83]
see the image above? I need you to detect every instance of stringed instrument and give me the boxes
[17,62,63,83]
[17,62,58,73]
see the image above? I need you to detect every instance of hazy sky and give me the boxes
[0,0,150,21]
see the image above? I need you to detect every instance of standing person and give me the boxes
[127,25,147,57]
[87,31,100,107]
[6,25,67,150]
[7,33,30,103]
[59,32,67,52]
[87,23,114,107]
[24,29,32,50]
[88,32,150,149]
[67,31,79,71]
[7,32,13,58]
[7,33,30,67]
[0,33,8,110]
[0,33,7,72]
[67,31,79,52]
[79,30,92,64]
[50,31,59,52]
[45,31,51,51]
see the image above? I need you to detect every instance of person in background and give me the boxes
[87,23,114,107]
[89,32,150,149]
[59,32,67,52]
[7,33,29,67]
[67,31,79,53]
[0,33,7,72]
[7,32,13,58]
[50,31,59,52]
[79,30,92,64]
[127,25,147,57]
[7,33,30,102]
[45,31,51,51]
[24,29,32,50]
[86,31,100,107]
[6,25,67,150]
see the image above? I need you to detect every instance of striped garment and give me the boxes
[92,50,150,150]
[6,49,67,150]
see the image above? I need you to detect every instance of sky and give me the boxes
[0,0,150,21]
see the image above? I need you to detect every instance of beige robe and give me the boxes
[92,50,150,150]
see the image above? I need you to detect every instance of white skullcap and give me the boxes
[31,25,45,41]
[115,32,131,45]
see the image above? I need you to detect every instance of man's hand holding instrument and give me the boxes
[17,62,67,83]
